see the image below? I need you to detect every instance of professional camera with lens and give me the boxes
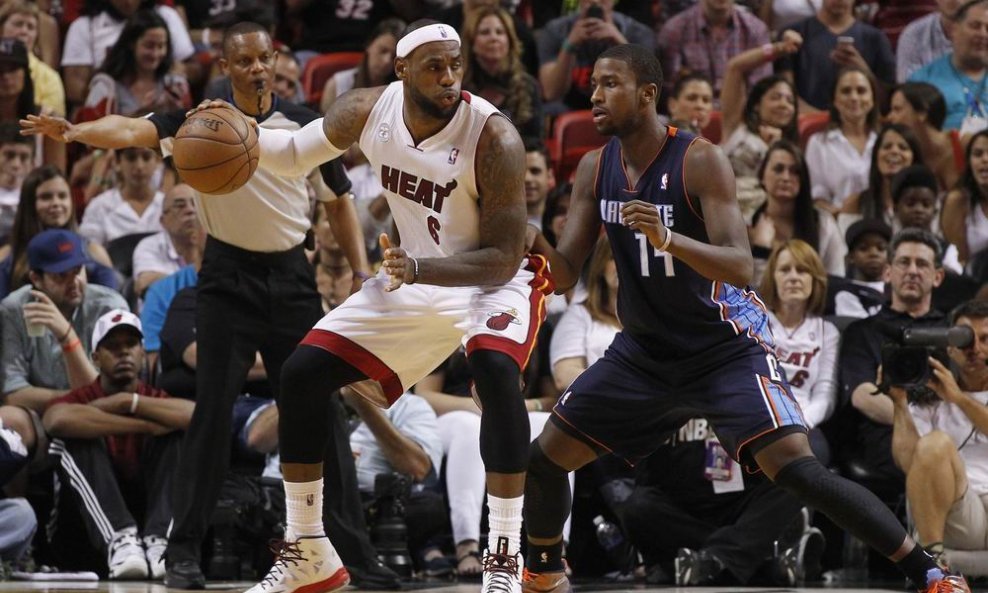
[879,325,974,405]
[368,472,413,577]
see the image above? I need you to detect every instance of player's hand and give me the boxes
[24,290,72,339]
[379,234,415,291]
[19,113,74,143]
[928,356,964,403]
[621,200,669,249]
[186,98,238,117]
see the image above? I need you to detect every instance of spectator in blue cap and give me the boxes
[0,228,127,415]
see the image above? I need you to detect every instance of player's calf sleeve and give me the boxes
[772,456,906,557]
[524,440,570,571]
[468,350,530,474]
[524,440,571,540]
[278,345,366,465]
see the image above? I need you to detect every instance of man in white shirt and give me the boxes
[897,0,960,82]
[891,299,988,563]
[79,146,165,247]
[132,183,202,297]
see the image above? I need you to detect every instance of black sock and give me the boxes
[526,540,564,573]
[896,543,945,589]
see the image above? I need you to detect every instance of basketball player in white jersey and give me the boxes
[199,20,549,593]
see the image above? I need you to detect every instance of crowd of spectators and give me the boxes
[3,0,988,587]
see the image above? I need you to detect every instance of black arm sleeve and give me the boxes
[319,158,353,197]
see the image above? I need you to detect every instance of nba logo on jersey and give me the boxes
[448,147,460,164]
[661,173,669,190]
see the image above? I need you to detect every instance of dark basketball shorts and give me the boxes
[550,331,807,470]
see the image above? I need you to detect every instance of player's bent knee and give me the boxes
[528,440,569,479]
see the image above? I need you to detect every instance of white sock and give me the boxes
[284,479,325,538]
[487,494,523,556]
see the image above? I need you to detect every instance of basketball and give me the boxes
[172,107,259,195]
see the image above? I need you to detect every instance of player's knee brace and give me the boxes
[772,456,904,556]
[524,440,571,538]
[468,350,529,473]
[278,345,364,465]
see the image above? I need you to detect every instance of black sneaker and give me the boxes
[773,527,826,586]
[164,558,206,590]
[347,559,402,589]
[674,548,726,586]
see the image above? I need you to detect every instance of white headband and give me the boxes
[396,23,460,58]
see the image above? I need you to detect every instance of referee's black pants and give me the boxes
[166,237,378,569]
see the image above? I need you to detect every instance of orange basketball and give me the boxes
[172,107,259,195]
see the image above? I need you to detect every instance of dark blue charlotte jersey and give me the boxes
[594,127,775,366]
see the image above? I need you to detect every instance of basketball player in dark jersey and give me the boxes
[521,44,968,593]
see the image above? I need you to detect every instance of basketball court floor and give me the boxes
[0,583,975,593]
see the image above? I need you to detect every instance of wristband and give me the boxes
[761,42,776,61]
[657,227,673,252]
[409,258,419,284]
[130,392,139,415]
[61,338,81,353]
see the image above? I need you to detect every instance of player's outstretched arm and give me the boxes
[636,140,753,287]
[256,87,384,177]
[530,149,603,293]
[20,113,160,149]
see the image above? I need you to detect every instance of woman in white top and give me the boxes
[838,123,922,234]
[719,31,802,219]
[805,67,879,214]
[749,140,846,285]
[319,19,404,113]
[760,239,839,464]
[942,129,988,265]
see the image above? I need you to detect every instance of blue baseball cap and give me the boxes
[27,229,87,274]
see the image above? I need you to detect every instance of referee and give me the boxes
[22,22,392,590]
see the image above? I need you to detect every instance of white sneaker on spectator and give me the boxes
[245,535,349,593]
[108,529,148,580]
[143,534,167,580]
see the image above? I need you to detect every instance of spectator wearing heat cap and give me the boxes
[44,309,194,580]
[0,229,128,414]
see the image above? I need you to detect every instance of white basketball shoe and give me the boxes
[245,535,350,593]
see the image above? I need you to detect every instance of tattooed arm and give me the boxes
[381,114,527,289]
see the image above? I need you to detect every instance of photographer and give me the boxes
[890,300,988,564]
[836,229,946,495]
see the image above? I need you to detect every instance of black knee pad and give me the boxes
[279,345,365,464]
[468,350,529,473]
[773,456,905,556]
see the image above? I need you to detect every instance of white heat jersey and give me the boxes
[358,81,501,259]
[766,312,839,429]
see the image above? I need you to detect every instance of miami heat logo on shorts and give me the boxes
[486,308,522,331]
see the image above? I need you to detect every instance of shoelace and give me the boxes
[930,576,968,593]
[259,540,306,590]
[484,553,520,593]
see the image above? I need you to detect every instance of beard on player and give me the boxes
[407,80,460,120]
